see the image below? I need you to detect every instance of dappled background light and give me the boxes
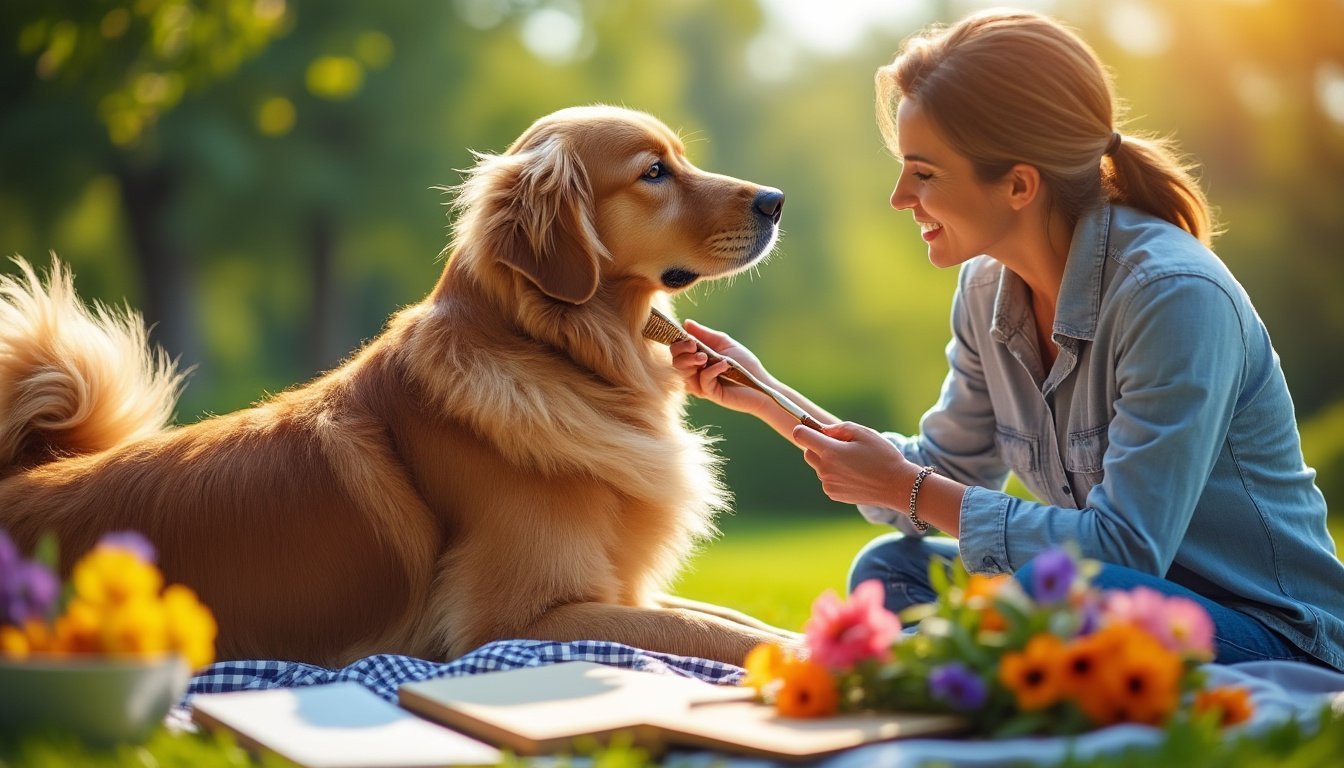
[1,0,1341,523]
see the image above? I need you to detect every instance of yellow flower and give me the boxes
[163,584,218,669]
[73,548,162,608]
[0,625,31,659]
[742,642,786,693]
[101,597,169,658]
[1194,686,1254,727]
[999,634,1065,711]
[774,657,839,718]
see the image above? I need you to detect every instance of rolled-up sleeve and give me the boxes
[860,263,1011,529]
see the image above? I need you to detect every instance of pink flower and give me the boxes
[1102,587,1214,661]
[1162,596,1215,661]
[1103,587,1170,640]
[804,579,902,670]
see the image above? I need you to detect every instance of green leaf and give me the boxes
[33,531,60,571]
[928,555,951,597]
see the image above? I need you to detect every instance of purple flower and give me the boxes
[3,560,59,626]
[928,662,988,711]
[0,531,18,575]
[1032,547,1076,604]
[97,530,157,563]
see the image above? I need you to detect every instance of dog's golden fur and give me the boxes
[0,106,796,667]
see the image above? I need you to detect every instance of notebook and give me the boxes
[191,682,501,767]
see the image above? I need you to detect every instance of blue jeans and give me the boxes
[847,532,1323,666]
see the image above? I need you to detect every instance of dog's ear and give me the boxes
[458,136,605,305]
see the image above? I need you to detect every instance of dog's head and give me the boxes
[448,105,783,306]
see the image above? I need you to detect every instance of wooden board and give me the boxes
[398,662,964,761]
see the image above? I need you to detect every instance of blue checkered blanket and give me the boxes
[184,643,1344,767]
[186,639,742,703]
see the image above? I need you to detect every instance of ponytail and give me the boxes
[1104,134,1218,245]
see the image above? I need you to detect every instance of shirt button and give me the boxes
[1061,484,1071,495]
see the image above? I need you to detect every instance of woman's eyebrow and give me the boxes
[900,153,937,166]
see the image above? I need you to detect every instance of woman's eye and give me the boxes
[643,162,666,181]
[912,171,933,181]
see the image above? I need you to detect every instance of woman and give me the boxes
[671,9,1344,670]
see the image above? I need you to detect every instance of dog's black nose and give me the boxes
[753,189,785,224]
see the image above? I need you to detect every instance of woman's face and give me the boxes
[889,98,1017,269]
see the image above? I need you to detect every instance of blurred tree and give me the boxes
[1,0,1340,516]
[0,0,289,369]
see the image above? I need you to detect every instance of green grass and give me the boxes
[670,511,888,630]
[673,509,1344,631]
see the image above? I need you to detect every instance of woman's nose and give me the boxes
[890,183,914,211]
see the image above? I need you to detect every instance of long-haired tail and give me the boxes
[0,256,184,469]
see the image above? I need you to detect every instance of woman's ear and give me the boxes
[1004,162,1042,211]
[461,135,606,305]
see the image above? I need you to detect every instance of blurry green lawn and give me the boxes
[672,510,1344,633]
[670,512,886,631]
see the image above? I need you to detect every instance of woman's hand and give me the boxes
[669,319,776,416]
[791,421,914,508]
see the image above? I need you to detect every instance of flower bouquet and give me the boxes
[743,546,1253,737]
[0,529,217,744]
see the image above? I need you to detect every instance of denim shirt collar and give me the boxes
[989,203,1112,346]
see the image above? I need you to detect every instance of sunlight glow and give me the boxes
[520,2,587,64]
[1103,0,1172,57]
[746,0,1061,82]
[756,0,922,56]
[1231,63,1282,117]
[1318,62,1344,126]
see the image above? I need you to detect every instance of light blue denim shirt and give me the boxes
[866,203,1344,670]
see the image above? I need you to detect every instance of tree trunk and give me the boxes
[307,209,343,374]
[117,162,200,374]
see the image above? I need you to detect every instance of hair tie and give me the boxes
[1104,131,1122,157]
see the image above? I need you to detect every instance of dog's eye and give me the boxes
[642,162,667,181]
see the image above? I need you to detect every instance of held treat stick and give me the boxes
[642,307,825,432]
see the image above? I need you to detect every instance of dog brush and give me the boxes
[643,307,824,431]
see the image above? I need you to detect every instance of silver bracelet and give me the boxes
[908,466,936,532]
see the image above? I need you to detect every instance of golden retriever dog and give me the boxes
[0,105,798,667]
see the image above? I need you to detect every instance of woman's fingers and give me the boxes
[684,319,739,354]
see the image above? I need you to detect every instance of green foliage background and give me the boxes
[2,0,1343,524]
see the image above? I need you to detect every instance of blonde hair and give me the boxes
[876,9,1217,245]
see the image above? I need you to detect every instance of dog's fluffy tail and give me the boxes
[0,256,184,469]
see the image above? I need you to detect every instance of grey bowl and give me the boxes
[0,655,190,745]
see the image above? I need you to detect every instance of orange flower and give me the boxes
[1076,626,1182,726]
[774,658,839,718]
[999,634,1065,710]
[50,599,102,655]
[1194,687,1254,727]
[742,643,786,693]
[965,574,1011,632]
[1058,632,1107,697]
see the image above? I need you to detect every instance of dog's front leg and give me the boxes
[653,594,803,644]
[511,601,803,667]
